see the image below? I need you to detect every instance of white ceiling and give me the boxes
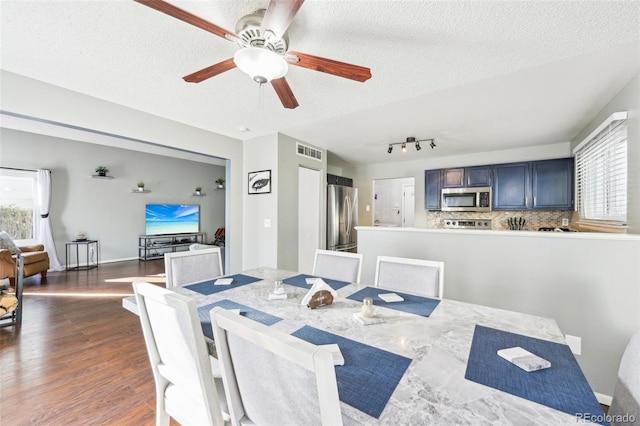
[1,1,639,166]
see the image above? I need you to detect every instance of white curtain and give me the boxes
[35,169,64,271]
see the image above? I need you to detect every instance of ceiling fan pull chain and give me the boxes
[258,82,265,109]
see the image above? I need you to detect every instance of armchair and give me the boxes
[0,244,49,286]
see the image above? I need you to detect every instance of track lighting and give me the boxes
[385,137,436,154]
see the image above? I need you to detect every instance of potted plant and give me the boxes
[195,186,202,195]
[215,178,225,189]
[95,166,109,177]
[137,181,145,192]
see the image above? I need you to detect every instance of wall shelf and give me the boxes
[91,175,114,180]
[191,192,207,197]
[131,189,151,193]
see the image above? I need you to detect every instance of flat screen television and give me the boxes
[145,204,200,235]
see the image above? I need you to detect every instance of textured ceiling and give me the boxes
[1,1,639,166]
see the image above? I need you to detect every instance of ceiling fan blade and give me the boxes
[183,58,236,83]
[271,77,299,109]
[287,51,371,82]
[133,0,240,42]
[261,0,305,42]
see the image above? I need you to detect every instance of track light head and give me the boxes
[385,137,435,154]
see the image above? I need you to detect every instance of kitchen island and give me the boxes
[356,225,640,403]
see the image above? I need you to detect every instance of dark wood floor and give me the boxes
[0,259,178,425]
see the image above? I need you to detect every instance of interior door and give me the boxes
[402,184,415,227]
[298,167,321,274]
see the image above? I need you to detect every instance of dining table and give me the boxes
[123,267,607,425]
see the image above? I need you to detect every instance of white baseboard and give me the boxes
[595,392,612,406]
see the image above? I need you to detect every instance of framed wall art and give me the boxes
[248,169,271,194]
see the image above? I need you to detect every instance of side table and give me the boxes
[65,239,99,270]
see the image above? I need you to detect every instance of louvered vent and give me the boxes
[296,143,322,161]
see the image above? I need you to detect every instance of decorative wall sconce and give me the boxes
[387,137,436,154]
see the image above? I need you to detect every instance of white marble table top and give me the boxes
[126,267,585,425]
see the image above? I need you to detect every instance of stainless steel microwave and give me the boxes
[441,187,492,212]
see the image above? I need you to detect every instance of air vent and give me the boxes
[296,143,322,161]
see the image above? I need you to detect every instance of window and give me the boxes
[0,168,37,242]
[574,112,627,228]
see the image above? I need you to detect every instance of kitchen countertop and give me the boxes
[356,226,640,241]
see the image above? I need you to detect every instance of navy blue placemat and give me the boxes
[198,299,282,340]
[282,273,351,291]
[346,286,441,317]
[292,325,412,419]
[465,325,608,425]
[184,274,262,295]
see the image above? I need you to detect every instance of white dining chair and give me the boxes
[374,255,444,298]
[210,307,344,426]
[312,249,363,283]
[609,330,640,425]
[164,247,223,288]
[133,281,228,426]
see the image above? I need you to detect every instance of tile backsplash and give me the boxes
[426,210,573,231]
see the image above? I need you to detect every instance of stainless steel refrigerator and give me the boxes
[327,184,358,252]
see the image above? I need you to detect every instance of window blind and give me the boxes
[575,116,627,223]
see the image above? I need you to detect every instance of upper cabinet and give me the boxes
[425,157,574,211]
[424,169,442,210]
[492,162,531,210]
[531,158,574,210]
[440,166,492,188]
[465,166,492,187]
[441,168,465,188]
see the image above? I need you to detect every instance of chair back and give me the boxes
[609,330,640,425]
[164,247,223,288]
[313,249,363,283]
[210,307,343,426]
[133,281,225,426]
[374,255,444,298]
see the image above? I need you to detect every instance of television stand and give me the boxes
[138,233,205,261]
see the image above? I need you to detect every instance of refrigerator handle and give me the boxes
[345,195,351,238]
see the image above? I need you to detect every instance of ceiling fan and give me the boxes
[133,0,372,109]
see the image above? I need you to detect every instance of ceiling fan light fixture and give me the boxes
[401,143,407,152]
[388,145,393,154]
[234,47,288,84]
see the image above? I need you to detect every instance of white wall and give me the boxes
[1,129,225,263]
[0,71,245,272]
[357,227,640,398]
[276,134,327,271]
[242,133,278,270]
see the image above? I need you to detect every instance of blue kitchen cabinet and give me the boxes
[441,168,465,188]
[424,169,442,210]
[493,162,531,210]
[466,166,492,187]
[532,158,574,210]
